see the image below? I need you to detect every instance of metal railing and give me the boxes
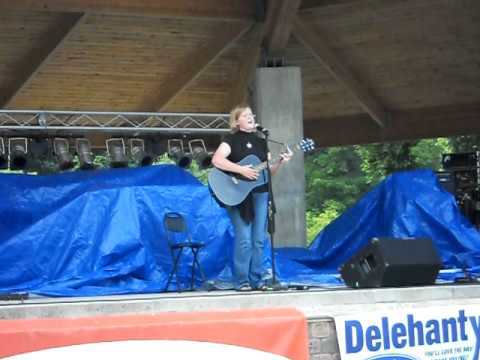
[0,110,231,135]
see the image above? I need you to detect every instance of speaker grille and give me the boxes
[339,238,442,288]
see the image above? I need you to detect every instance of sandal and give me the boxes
[237,283,252,292]
[256,283,269,291]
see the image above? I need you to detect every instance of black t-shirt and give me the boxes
[222,130,268,193]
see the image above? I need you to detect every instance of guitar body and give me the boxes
[208,154,269,206]
[208,138,314,207]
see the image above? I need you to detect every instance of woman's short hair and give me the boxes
[229,105,251,130]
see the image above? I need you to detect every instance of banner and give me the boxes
[335,304,480,360]
[0,308,308,360]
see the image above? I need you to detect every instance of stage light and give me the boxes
[167,139,191,168]
[0,138,7,169]
[129,138,152,167]
[188,139,212,170]
[53,138,74,170]
[38,112,47,126]
[76,138,95,170]
[106,138,128,168]
[8,137,29,170]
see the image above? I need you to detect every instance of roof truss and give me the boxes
[293,15,388,128]
[139,21,253,112]
[0,0,256,20]
[1,13,87,109]
[264,0,302,56]
[228,22,265,108]
[305,103,480,147]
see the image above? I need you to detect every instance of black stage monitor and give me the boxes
[339,238,442,288]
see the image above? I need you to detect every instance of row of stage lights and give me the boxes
[0,137,213,172]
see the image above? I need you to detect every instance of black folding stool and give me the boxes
[163,212,206,291]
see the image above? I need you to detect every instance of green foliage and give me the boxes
[305,146,368,212]
[305,137,455,241]
[93,153,109,168]
[354,141,419,186]
[306,200,343,245]
[449,135,480,153]
[154,153,209,184]
[304,146,369,244]
[353,138,451,186]
[410,138,451,170]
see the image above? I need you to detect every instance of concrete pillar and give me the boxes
[253,67,306,247]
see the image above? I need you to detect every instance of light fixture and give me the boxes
[106,138,128,168]
[129,138,152,167]
[53,138,74,170]
[76,138,95,170]
[0,138,7,169]
[8,137,29,170]
[188,139,212,170]
[167,139,191,168]
[38,112,47,127]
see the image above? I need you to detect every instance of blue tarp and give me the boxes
[277,169,480,285]
[1,167,479,296]
[0,165,238,296]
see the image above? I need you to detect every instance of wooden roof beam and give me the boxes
[229,0,304,107]
[264,0,302,56]
[0,0,256,21]
[300,0,361,10]
[1,13,86,109]
[292,15,388,128]
[139,21,253,112]
[304,103,480,147]
[228,22,265,109]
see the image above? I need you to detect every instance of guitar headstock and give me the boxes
[286,138,315,156]
[298,138,315,153]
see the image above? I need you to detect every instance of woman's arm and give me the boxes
[211,142,259,180]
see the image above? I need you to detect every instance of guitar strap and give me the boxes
[238,192,255,224]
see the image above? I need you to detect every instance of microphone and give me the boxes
[255,124,269,135]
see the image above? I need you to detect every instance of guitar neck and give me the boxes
[252,143,302,171]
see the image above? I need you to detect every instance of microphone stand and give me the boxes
[261,129,285,291]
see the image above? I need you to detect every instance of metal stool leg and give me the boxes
[190,249,196,290]
[165,248,183,292]
[191,248,206,290]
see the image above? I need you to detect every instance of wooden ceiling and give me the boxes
[0,0,479,146]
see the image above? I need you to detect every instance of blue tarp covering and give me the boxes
[277,169,480,285]
[1,166,479,296]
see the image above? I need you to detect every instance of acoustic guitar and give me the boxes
[208,138,315,206]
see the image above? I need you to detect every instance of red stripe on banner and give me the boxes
[0,308,308,360]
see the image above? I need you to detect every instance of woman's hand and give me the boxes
[279,147,293,164]
[240,165,259,180]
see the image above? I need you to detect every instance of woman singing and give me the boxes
[211,105,292,291]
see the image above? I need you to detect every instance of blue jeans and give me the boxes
[227,192,269,288]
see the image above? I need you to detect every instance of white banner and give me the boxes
[334,304,480,360]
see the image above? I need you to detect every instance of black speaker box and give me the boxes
[339,238,442,288]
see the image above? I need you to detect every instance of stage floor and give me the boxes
[2,283,480,320]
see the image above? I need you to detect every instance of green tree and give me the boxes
[355,141,420,186]
[305,146,368,212]
[306,200,343,244]
[449,135,480,153]
[411,138,451,170]
[305,137,452,243]
[305,146,369,243]
[355,138,452,186]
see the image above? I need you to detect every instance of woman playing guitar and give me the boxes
[211,105,292,291]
